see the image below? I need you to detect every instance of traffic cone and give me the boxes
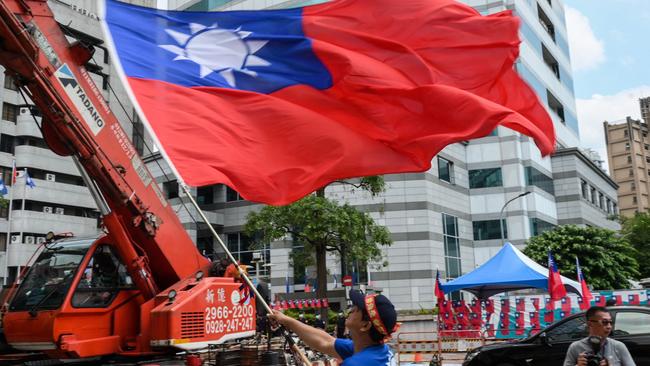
[413,352,423,363]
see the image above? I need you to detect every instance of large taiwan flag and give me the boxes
[101,0,555,205]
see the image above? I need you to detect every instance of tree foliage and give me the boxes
[246,194,391,262]
[334,176,386,196]
[523,225,639,290]
[620,212,650,278]
[244,186,392,317]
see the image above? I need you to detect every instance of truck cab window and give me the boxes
[10,247,87,311]
[72,244,134,308]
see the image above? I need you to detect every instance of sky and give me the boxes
[563,0,650,170]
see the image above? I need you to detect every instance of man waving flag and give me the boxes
[101,0,555,205]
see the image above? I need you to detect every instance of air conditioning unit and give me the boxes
[10,235,20,244]
[24,236,35,245]
[55,207,64,215]
[20,107,29,114]
[36,237,46,244]
[43,206,53,214]
[45,173,56,182]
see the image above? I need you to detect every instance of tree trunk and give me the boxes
[315,188,328,321]
[340,246,347,279]
[315,241,328,321]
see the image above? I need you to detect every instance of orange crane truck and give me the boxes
[0,0,257,362]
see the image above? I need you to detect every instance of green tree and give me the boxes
[523,225,639,290]
[620,212,650,278]
[244,178,392,318]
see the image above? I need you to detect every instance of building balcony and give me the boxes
[6,242,41,267]
[9,178,97,209]
[8,209,100,237]
[15,145,79,176]
[16,110,43,138]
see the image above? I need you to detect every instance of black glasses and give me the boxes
[589,319,613,326]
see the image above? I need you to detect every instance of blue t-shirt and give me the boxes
[334,339,394,366]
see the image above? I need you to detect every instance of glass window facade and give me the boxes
[438,157,454,184]
[162,180,178,199]
[226,232,269,276]
[132,111,145,156]
[2,102,18,122]
[525,167,555,195]
[469,168,502,189]
[590,187,598,203]
[197,186,214,204]
[226,186,242,201]
[3,72,17,91]
[442,214,461,279]
[530,218,555,236]
[473,219,507,240]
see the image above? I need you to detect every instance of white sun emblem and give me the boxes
[159,23,271,87]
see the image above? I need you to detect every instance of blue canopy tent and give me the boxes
[440,242,581,298]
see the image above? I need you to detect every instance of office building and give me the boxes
[640,97,650,125]
[604,116,650,217]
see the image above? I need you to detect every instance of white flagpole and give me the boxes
[19,168,27,255]
[21,168,27,210]
[4,160,16,285]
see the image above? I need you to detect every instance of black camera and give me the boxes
[585,336,608,366]
[585,352,604,366]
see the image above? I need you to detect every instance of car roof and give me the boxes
[567,306,650,315]
[533,306,650,336]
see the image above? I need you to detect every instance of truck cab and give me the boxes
[4,237,141,357]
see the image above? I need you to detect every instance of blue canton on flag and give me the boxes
[576,257,585,281]
[104,0,331,93]
[25,169,36,189]
[0,178,7,196]
[548,251,559,272]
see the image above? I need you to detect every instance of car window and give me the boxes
[547,316,587,343]
[614,311,650,336]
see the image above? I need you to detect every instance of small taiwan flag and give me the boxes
[547,251,567,300]
[576,257,593,309]
[24,169,36,189]
[532,298,540,310]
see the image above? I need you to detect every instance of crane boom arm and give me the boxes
[0,0,209,298]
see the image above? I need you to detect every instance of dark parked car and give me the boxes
[463,306,650,366]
